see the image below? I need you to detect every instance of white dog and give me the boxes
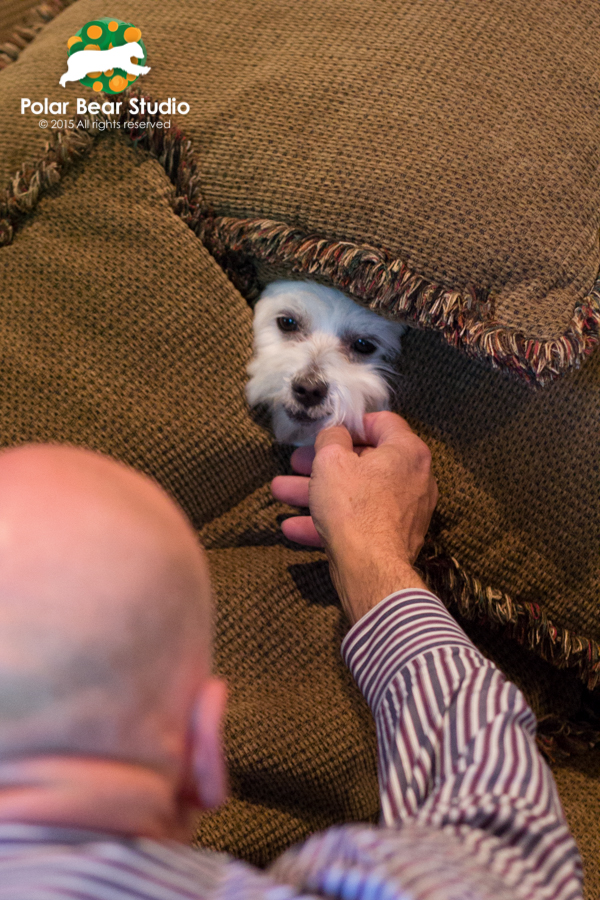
[59,42,150,87]
[246,281,405,445]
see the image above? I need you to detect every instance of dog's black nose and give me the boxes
[292,378,329,408]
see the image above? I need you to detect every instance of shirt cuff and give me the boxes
[341,589,483,715]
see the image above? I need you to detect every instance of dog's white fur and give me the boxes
[59,42,150,87]
[246,281,405,445]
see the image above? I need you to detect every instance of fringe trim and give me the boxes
[0,91,203,247]
[419,540,600,691]
[196,217,600,385]
[0,0,76,70]
[536,711,600,759]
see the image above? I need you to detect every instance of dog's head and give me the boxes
[246,281,405,445]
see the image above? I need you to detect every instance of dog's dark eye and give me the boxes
[352,338,377,355]
[277,316,299,332]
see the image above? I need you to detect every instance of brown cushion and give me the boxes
[3,0,600,379]
[0,136,274,523]
[552,747,600,900]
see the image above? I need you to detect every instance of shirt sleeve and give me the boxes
[268,589,583,900]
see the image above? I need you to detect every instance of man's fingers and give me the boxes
[271,475,309,507]
[295,440,366,464]
[290,446,315,475]
[272,475,322,545]
[315,425,354,454]
[362,411,415,448]
[281,515,323,547]
[356,445,376,458]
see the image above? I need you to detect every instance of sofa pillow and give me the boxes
[3,0,600,380]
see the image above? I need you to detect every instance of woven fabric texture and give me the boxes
[1,1,600,891]
[552,748,600,900]
[2,0,600,377]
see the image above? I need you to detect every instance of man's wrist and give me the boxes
[330,549,428,625]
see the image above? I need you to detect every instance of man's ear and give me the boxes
[191,677,228,810]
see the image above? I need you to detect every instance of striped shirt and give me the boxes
[0,589,583,900]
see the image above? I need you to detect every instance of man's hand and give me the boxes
[271,412,438,624]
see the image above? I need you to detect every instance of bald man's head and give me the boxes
[0,444,213,773]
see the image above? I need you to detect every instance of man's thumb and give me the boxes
[315,425,354,455]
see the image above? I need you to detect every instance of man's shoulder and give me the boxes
[0,823,230,899]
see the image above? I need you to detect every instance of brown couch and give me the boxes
[1,1,599,895]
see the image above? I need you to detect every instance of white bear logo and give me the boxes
[59,41,150,88]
